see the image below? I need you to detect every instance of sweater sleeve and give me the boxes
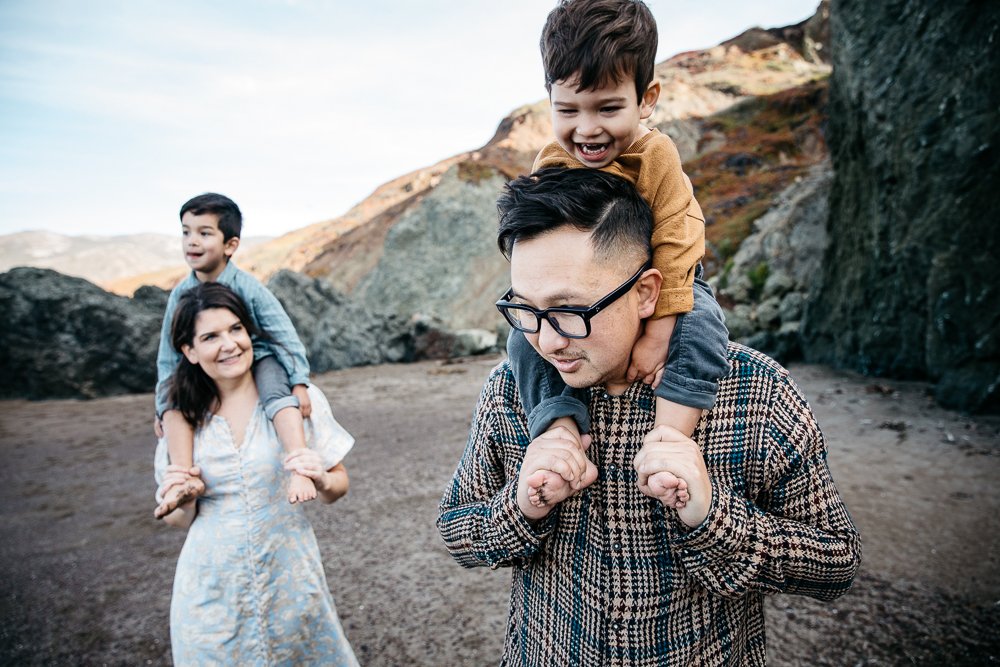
[533,135,705,317]
[622,134,705,317]
[669,374,862,600]
[437,366,557,569]
[532,141,572,172]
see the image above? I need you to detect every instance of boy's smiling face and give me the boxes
[549,74,659,169]
[181,212,239,282]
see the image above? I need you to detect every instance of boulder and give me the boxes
[0,268,163,399]
[267,270,411,372]
[355,165,512,332]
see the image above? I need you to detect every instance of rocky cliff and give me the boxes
[802,0,1000,412]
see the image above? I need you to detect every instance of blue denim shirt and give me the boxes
[154,261,310,415]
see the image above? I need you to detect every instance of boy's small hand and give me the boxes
[153,416,164,438]
[627,315,674,385]
[293,384,312,418]
[627,333,667,385]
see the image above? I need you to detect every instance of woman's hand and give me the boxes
[155,464,204,525]
[284,451,348,504]
[283,449,326,481]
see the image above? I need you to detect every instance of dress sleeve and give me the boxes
[303,385,355,469]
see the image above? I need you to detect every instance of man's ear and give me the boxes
[223,236,240,258]
[639,81,660,120]
[181,343,199,366]
[635,267,662,318]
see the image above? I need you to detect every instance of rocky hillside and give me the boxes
[0,231,271,291]
[115,6,829,285]
[801,0,999,412]
[2,4,841,400]
[0,232,180,287]
[129,3,830,333]
[0,267,497,400]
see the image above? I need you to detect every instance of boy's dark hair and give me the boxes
[540,0,658,101]
[497,167,652,263]
[179,193,243,241]
[167,282,267,428]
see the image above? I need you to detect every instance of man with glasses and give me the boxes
[437,168,860,666]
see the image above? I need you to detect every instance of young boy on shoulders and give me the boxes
[152,193,317,517]
[504,0,731,509]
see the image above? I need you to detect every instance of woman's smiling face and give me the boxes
[181,307,254,383]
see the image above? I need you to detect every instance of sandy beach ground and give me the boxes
[1,355,998,666]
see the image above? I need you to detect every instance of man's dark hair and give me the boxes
[497,168,653,263]
[540,0,658,101]
[179,193,243,241]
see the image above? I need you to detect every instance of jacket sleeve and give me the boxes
[634,137,705,317]
[670,374,862,601]
[154,288,183,416]
[437,368,557,569]
[249,283,311,387]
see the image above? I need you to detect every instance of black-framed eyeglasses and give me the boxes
[496,260,652,339]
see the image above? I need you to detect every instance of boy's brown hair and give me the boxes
[540,0,658,102]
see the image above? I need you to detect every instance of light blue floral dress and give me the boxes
[155,386,359,666]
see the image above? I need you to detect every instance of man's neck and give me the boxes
[604,379,632,396]
[601,359,634,396]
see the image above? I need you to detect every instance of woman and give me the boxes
[155,282,359,666]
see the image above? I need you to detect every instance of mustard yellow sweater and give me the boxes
[533,129,705,317]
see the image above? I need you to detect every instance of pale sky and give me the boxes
[0,0,821,238]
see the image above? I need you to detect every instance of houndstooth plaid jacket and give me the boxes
[438,343,861,666]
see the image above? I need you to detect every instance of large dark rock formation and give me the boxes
[0,268,163,399]
[803,0,1000,412]
[0,266,499,401]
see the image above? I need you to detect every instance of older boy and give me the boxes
[153,193,316,517]
[507,0,731,509]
